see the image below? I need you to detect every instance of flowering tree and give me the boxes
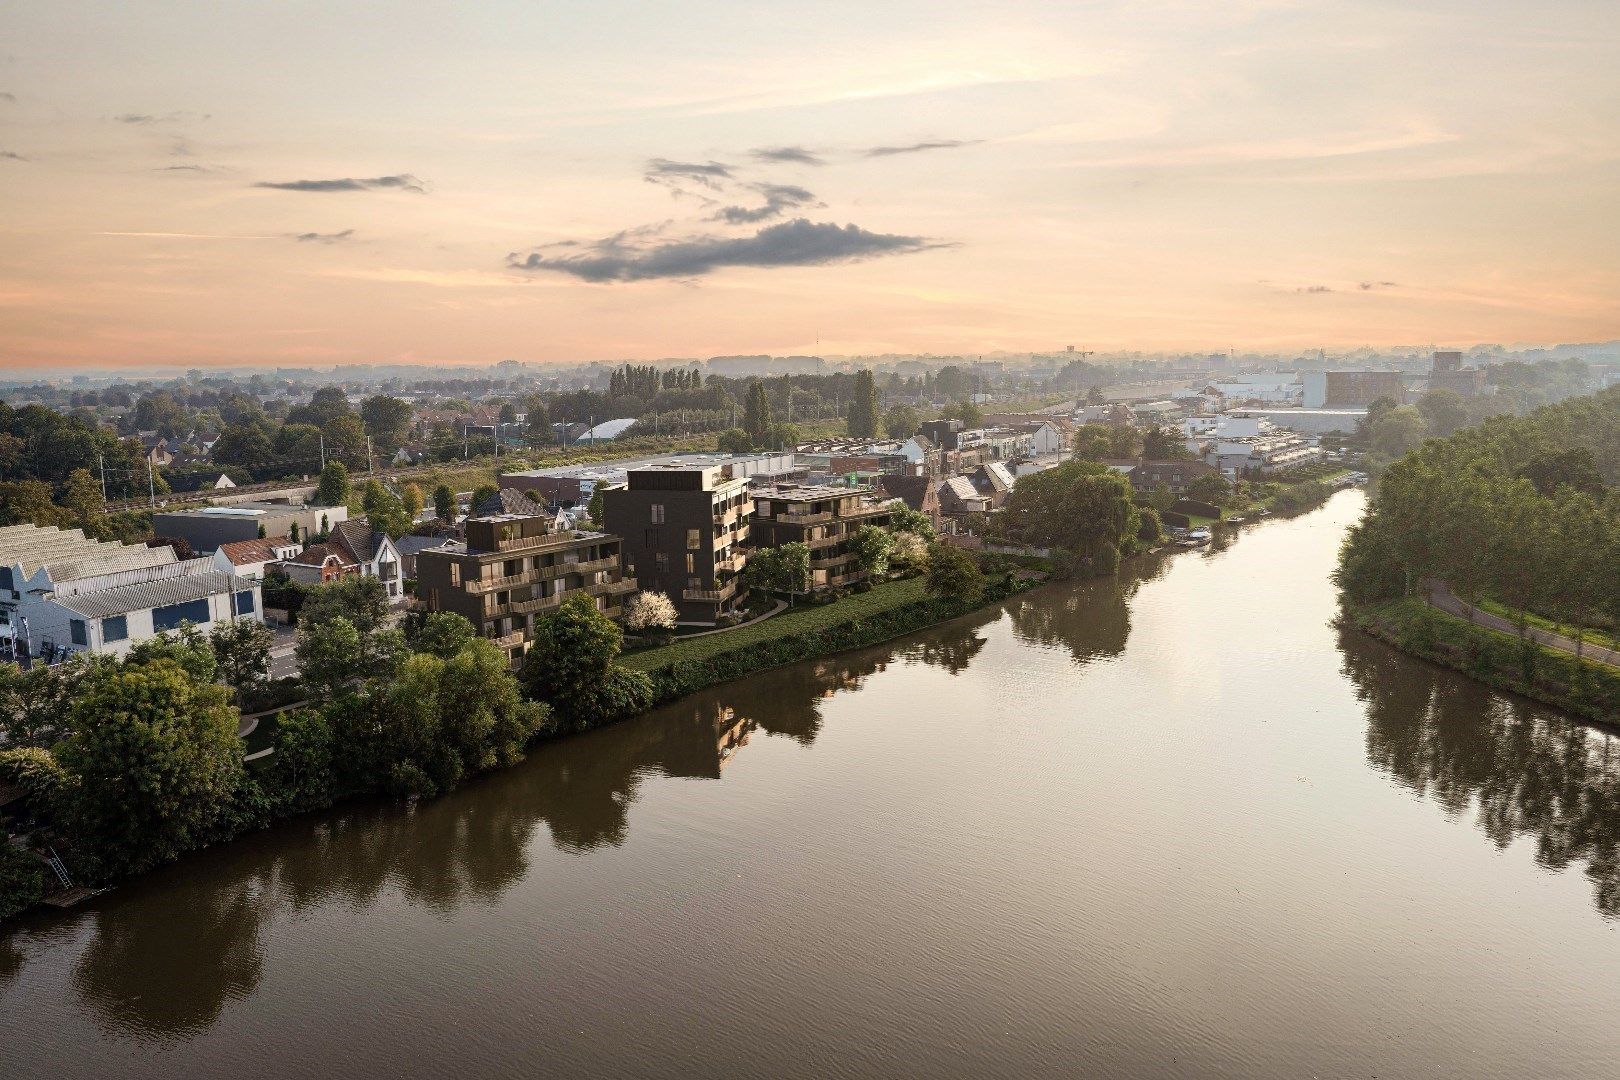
[624,590,678,632]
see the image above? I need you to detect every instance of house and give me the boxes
[416,512,634,668]
[1125,459,1217,496]
[0,524,261,661]
[154,501,350,555]
[875,474,942,529]
[326,520,404,600]
[968,462,1016,509]
[280,543,357,586]
[602,461,752,624]
[213,536,300,580]
[937,476,991,517]
[749,481,902,592]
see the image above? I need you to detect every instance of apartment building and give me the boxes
[749,482,900,591]
[602,462,753,624]
[416,513,635,667]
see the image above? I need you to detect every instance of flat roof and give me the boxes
[503,450,791,481]
[754,481,875,501]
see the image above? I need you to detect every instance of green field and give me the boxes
[620,577,931,671]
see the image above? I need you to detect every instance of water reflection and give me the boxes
[1007,552,1169,665]
[10,610,1005,1044]
[1340,629,1620,917]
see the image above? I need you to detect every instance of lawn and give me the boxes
[619,577,932,671]
[1475,598,1620,653]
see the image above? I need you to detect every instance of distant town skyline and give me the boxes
[2,1,1617,369]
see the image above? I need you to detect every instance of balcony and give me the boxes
[591,578,638,596]
[489,630,526,649]
[507,592,562,615]
[771,509,833,525]
[684,578,741,603]
[466,554,620,593]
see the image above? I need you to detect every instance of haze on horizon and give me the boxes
[1,0,1617,370]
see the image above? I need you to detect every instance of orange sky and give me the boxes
[2,1,1618,369]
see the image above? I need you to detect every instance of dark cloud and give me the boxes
[751,145,825,166]
[863,139,978,158]
[508,217,944,283]
[1358,280,1399,290]
[1296,285,1334,294]
[293,229,355,244]
[0,150,27,162]
[155,163,209,172]
[712,183,820,224]
[253,174,424,193]
[0,92,15,103]
[644,158,734,192]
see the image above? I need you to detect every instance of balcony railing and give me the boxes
[771,509,833,525]
[466,555,619,593]
[683,578,741,603]
[489,630,526,649]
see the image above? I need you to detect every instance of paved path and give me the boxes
[1424,581,1620,668]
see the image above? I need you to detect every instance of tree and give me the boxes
[470,484,498,515]
[1071,424,1138,462]
[408,611,477,659]
[0,660,85,748]
[1086,385,1106,406]
[884,404,920,440]
[296,616,366,700]
[890,530,929,574]
[1519,447,1604,498]
[1367,405,1428,465]
[519,594,651,731]
[260,708,335,814]
[55,658,246,873]
[400,483,424,520]
[889,507,935,538]
[433,483,455,522]
[360,396,414,458]
[127,623,217,684]
[211,424,275,475]
[361,479,411,538]
[624,591,678,632]
[1416,389,1469,439]
[1000,460,1141,557]
[1184,473,1231,506]
[314,461,351,507]
[210,618,273,700]
[942,398,983,429]
[717,427,753,455]
[586,485,605,525]
[59,467,106,531]
[299,576,391,638]
[766,421,800,450]
[498,401,517,425]
[745,543,811,595]
[925,542,982,602]
[849,525,895,578]
[742,382,774,444]
[846,369,879,439]
[1137,506,1165,544]
[1142,424,1190,460]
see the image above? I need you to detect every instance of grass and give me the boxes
[620,577,931,671]
[1475,598,1620,653]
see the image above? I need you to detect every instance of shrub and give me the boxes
[0,844,47,920]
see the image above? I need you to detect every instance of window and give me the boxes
[650,503,665,524]
[235,590,256,614]
[70,619,87,646]
[686,528,700,550]
[686,553,695,574]
[153,597,211,632]
[102,615,128,642]
[654,552,669,572]
[0,566,12,593]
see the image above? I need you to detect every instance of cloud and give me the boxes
[508,218,945,283]
[1296,285,1334,293]
[114,111,199,125]
[253,174,424,193]
[643,158,734,197]
[0,150,27,162]
[712,183,820,224]
[155,163,210,172]
[293,229,355,244]
[1358,280,1400,290]
[0,92,14,103]
[751,145,825,166]
[863,139,979,158]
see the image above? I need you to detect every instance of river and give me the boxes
[4,490,1620,1079]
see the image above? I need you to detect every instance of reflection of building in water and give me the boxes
[1340,628,1620,918]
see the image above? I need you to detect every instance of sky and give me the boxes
[1,0,1617,369]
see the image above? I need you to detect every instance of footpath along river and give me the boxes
[4,489,1620,1079]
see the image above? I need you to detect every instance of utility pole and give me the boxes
[366,435,373,474]
[97,453,107,500]
[319,433,326,471]
[147,459,156,508]
[463,425,469,460]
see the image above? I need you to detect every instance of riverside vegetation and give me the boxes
[1337,385,1620,721]
[1,458,1176,923]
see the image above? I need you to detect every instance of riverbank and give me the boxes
[1341,595,1620,724]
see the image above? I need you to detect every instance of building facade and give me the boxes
[416,513,635,667]
[749,482,900,591]
[602,463,752,624]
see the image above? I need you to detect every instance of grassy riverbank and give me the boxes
[1343,596,1620,724]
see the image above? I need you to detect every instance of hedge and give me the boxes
[0,843,48,921]
[639,575,1031,706]
[1346,596,1620,724]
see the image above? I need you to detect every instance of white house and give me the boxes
[213,536,301,580]
[30,559,262,660]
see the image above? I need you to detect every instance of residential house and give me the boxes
[1125,459,1218,496]
[874,474,942,529]
[326,520,404,600]
[213,536,301,580]
[968,462,1017,509]
[937,476,991,518]
[416,512,634,667]
[602,461,753,624]
[749,482,901,592]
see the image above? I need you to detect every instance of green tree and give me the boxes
[1142,424,1190,460]
[296,616,366,700]
[884,404,920,440]
[127,623,217,684]
[586,484,606,525]
[408,611,477,659]
[60,467,107,529]
[433,483,455,522]
[717,427,753,454]
[942,398,983,430]
[745,542,812,595]
[400,483,424,520]
[210,618,273,700]
[1000,460,1141,558]
[211,424,275,475]
[1184,473,1231,506]
[849,525,895,578]
[925,542,982,602]
[519,594,651,731]
[846,369,879,438]
[1416,389,1469,439]
[1367,404,1427,466]
[888,507,935,538]
[56,659,246,873]
[359,395,414,456]
[313,461,351,507]
[742,382,774,444]
[470,483,499,515]
[299,576,391,638]
[259,708,335,814]
[361,479,411,538]
[0,844,47,921]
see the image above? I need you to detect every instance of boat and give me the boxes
[1185,529,1212,545]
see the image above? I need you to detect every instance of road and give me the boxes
[1424,581,1620,668]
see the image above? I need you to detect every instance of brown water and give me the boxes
[4,490,1620,1079]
